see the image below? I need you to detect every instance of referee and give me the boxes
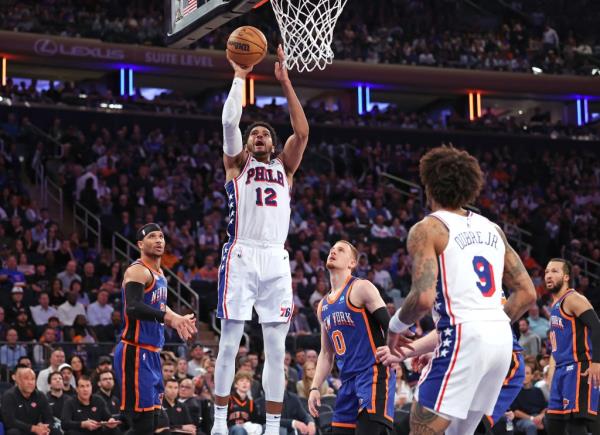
[1,366,54,435]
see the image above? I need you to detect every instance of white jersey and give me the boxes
[225,155,291,245]
[429,210,509,328]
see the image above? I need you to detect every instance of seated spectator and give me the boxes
[187,343,207,377]
[0,255,26,288]
[70,280,90,307]
[70,314,97,345]
[60,363,77,397]
[47,371,67,420]
[49,278,67,307]
[176,357,192,381]
[518,318,542,357]
[0,306,10,341]
[34,327,59,369]
[31,292,59,327]
[7,286,30,324]
[61,375,121,434]
[511,364,546,434]
[12,307,36,342]
[0,328,27,369]
[162,359,177,383]
[57,291,86,327]
[69,355,88,381]
[95,369,120,417]
[80,262,102,301]
[57,260,81,290]
[227,371,262,435]
[1,366,54,435]
[198,255,218,282]
[178,377,213,433]
[86,290,114,327]
[527,305,550,340]
[162,377,197,434]
[38,348,68,394]
[296,361,331,398]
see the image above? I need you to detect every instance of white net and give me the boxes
[270,0,349,73]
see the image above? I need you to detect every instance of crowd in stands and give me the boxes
[1,0,600,75]
[2,79,599,142]
[0,98,599,433]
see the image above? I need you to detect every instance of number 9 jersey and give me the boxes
[428,210,510,329]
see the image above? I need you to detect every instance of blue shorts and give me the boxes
[488,350,525,425]
[548,361,599,420]
[332,364,396,430]
[114,341,163,412]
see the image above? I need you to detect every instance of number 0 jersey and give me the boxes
[319,276,385,381]
[429,210,510,329]
[225,156,291,245]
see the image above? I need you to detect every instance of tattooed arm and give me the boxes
[398,218,446,325]
[495,225,536,322]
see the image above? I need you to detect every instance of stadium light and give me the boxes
[357,85,363,115]
[576,99,582,126]
[128,69,134,96]
[531,67,543,75]
[119,68,125,96]
[1,57,6,87]
[249,78,255,105]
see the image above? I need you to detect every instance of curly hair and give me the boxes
[242,121,278,150]
[419,145,484,209]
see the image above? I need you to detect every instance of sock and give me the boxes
[266,413,281,434]
[214,405,228,425]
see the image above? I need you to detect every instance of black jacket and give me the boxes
[1,386,53,432]
[256,390,315,431]
[47,391,68,420]
[61,394,112,435]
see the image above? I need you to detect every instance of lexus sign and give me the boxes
[33,38,125,60]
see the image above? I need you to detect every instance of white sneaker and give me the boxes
[211,421,229,435]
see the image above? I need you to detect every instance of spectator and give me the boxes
[370,215,393,239]
[162,359,177,382]
[59,363,77,397]
[31,292,59,327]
[49,278,66,307]
[518,318,541,357]
[86,290,114,326]
[7,286,30,324]
[28,261,52,295]
[227,371,262,435]
[534,365,551,401]
[57,291,86,327]
[12,307,36,341]
[1,366,54,435]
[69,355,88,381]
[0,255,26,288]
[57,260,81,290]
[47,371,67,420]
[33,328,59,369]
[178,377,212,434]
[542,24,560,52]
[176,357,192,381]
[187,344,207,377]
[511,364,547,434]
[527,304,550,339]
[37,348,68,394]
[296,361,330,398]
[61,375,120,434]
[0,328,27,369]
[162,378,196,434]
[284,352,299,393]
[70,314,97,344]
[198,255,218,282]
[95,369,120,417]
[0,307,10,341]
[80,262,102,300]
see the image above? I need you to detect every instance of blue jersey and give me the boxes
[320,276,385,381]
[120,259,168,350]
[549,290,592,367]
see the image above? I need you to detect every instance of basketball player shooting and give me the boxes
[113,223,198,435]
[308,240,395,435]
[212,45,309,435]
[379,146,537,435]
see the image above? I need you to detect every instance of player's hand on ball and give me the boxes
[274,44,289,83]
[376,345,402,366]
[227,52,253,79]
[307,389,321,417]
[582,361,600,387]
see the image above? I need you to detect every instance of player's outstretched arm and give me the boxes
[495,226,536,322]
[275,44,309,179]
[562,292,600,387]
[222,55,251,180]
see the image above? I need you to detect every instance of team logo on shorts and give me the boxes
[563,399,570,409]
[280,306,292,318]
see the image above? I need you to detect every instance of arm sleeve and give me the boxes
[222,78,244,157]
[579,309,600,362]
[1,391,34,432]
[125,281,166,323]
[370,306,391,338]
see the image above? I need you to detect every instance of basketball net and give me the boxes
[269,0,348,73]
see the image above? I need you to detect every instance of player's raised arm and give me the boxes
[275,44,309,179]
[222,56,251,179]
[495,226,536,322]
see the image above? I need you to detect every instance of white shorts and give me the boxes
[415,320,512,420]
[217,239,293,323]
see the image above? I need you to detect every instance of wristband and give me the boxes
[388,308,413,333]
[309,387,319,392]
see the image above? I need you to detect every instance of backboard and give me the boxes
[165,0,267,48]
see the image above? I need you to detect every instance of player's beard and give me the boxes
[546,280,564,294]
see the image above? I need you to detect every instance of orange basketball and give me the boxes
[226,26,268,68]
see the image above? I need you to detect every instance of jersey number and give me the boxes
[472,256,496,297]
[255,187,277,207]
[331,330,346,356]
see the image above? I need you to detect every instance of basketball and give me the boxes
[226,26,268,68]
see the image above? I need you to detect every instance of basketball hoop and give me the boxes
[269,0,349,73]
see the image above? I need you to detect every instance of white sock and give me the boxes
[265,413,281,434]
[214,405,228,425]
